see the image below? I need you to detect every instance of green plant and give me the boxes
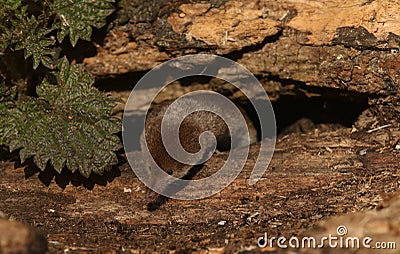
[0,0,121,178]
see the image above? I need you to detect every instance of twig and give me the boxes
[367,124,392,133]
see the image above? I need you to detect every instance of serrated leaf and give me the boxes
[0,103,8,145]
[0,0,22,20]
[50,0,115,46]
[1,0,22,10]
[0,81,16,145]
[10,9,55,69]
[0,0,23,54]
[1,58,121,177]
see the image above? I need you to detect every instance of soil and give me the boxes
[0,122,399,253]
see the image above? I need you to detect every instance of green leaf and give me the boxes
[0,88,9,145]
[50,0,115,46]
[1,59,121,177]
[0,0,22,12]
[0,0,23,55]
[10,8,55,69]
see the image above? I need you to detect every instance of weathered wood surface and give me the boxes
[84,0,400,95]
[0,127,399,252]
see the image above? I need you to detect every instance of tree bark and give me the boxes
[84,0,400,96]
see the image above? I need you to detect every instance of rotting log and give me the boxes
[84,0,399,155]
[84,0,399,132]
[84,0,400,95]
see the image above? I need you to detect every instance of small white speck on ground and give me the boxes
[359,149,367,156]
[218,220,227,226]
